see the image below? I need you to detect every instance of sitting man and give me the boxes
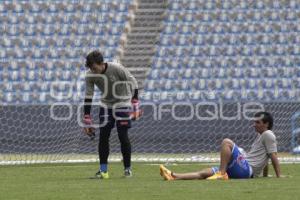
[160,112,281,180]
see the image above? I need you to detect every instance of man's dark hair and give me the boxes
[85,50,103,68]
[254,112,273,130]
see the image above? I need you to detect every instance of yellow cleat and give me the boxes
[160,165,175,181]
[206,172,229,180]
[100,171,109,179]
[92,171,109,179]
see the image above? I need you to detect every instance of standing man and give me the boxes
[160,112,281,180]
[83,50,141,179]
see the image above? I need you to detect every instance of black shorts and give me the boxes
[99,107,131,129]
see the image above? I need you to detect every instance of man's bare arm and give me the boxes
[270,152,281,178]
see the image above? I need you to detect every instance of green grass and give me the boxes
[0,163,299,200]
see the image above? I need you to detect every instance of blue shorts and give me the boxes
[212,144,253,179]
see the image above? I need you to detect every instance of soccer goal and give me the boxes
[1,0,300,165]
[1,101,300,165]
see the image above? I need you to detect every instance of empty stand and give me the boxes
[0,0,134,104]
[143,0,300,102]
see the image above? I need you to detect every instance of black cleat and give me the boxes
[124,169,132,177]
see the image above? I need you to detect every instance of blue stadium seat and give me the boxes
[4,92,14,103]
[141,91,151,101]
[145,80,155,91]
[26,70,37,81]
[196,79,206,90]
[21,92,31,103]
[2,0,300,103]
[0,3,6,13]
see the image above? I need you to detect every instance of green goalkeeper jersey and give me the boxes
[85,62,138,108]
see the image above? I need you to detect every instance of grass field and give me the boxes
[0,163,299,200]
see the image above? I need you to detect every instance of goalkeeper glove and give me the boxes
[83,114,95,140]
[130,99,142,121]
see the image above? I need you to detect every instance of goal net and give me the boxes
[1,0,300,165]
[1,98,300,164]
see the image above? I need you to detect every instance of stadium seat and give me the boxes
[196,79,206,90]
[8,70,20,81]
[26,70,37,81]
[159,91,170,101]
[176,91,187,101]
[145,80,155,91]
[0,3,5,13]
[7,26,19,37]
[44,70,55,81]
[2,0,300,104]
[4,92,14,103]
[4,82,13,92]
[20,92,31,103]
[140,91,151,101]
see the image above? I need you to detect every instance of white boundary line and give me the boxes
[1,157,300,165]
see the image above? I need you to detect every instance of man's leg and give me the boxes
[173,168,214,180]
[160,165,214,180]
[219,138,234,175]
[115,107,132,176]
[99,126,112,172]
[98,107,115,174]
[117,126,131,170]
